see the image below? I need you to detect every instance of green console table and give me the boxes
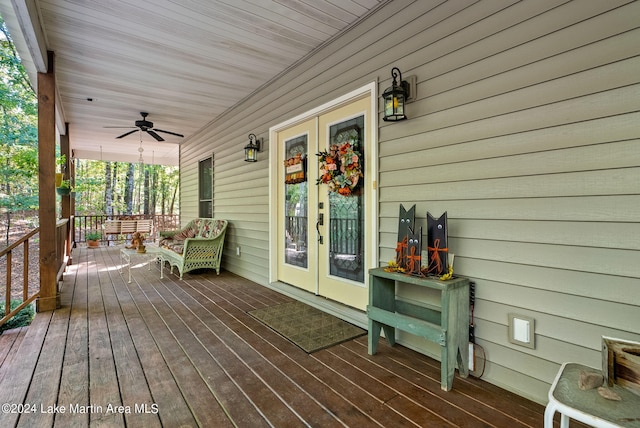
[367,267,470,391]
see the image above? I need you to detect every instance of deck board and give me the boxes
[98,250,162,428]
[104,251,196,427]
[88,250,124,427]
[0,307,53,427]
[56,256,89,428]
[18,304,70,428]
[0,246,580,428]
[0,327,26,369]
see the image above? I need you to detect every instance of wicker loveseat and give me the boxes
[158,218,228,279]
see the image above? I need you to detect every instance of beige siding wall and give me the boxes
[180,0,640,403]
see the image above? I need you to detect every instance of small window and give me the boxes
[199,156,213,217]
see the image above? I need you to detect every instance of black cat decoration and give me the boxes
[426,211,448,276]
[396,204,416,269]
[406,227,422,276]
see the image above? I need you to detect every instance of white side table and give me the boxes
[544,362,640,428]
[120,246,163,283]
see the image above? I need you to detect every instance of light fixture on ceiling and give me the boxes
[245,133,261,162]
[382,67,410,122]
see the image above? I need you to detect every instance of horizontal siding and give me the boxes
[376,0,640,405]
[381,218,640,249]
[178,0,640,405]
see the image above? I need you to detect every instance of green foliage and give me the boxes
[73,159,179,216]
[0,16,38,214]
[0,300,35,333]
[56,154,66,170]
[85,231,101,240]
[57,179,71,189]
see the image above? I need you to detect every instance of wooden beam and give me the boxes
[37,51,59,312]
[60,123,73,264]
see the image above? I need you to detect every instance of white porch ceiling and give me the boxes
[2,0,385,165]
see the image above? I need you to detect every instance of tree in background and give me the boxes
[0,16,39,244]
[73,158,179,217]
[105,161,114,216]
[124,163,135,214]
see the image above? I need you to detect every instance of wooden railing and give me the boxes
[0,228,40,327]
[74,214,179,244]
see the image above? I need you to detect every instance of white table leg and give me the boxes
[120,250,133,283]
[544,402,556,428]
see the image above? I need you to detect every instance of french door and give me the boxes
[273,89,374,311]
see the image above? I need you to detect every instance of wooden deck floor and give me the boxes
[0,246,563,427]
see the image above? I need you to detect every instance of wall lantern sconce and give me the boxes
[382,67,413,122]
[244,133,261,162]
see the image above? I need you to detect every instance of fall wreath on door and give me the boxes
[316,142,362,196]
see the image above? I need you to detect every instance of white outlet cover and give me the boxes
[508,313,535,349]
[513,318,530,343]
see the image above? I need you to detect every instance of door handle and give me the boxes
[316,213,324,244]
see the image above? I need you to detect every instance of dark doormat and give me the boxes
[248,301,366,353]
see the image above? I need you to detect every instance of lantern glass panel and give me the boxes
[245,144,257,162]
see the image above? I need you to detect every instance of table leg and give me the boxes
[382,324,396,347]
[368,319,397,355]
[441,343,453,391]
[368,318,381,355]
[543,402,556,428]
[120,251,133,283]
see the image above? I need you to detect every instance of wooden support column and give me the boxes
[60,123,73,264]
[37,51,59,312]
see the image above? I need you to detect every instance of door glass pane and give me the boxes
[328,116,364,282]
[284,135,308,268]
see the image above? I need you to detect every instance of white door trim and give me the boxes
[268,81,378,284]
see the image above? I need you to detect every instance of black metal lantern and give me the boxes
[382,67,409,122]
[244,133,261,162]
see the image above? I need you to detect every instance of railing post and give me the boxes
[5,251,12,316]
[23,241,29,301]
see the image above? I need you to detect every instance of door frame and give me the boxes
[268,82,378,287]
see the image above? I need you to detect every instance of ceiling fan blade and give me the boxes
[104,126,137,128]
[153,128,184,138]
[116,129,139,139]
[146,130,165,142]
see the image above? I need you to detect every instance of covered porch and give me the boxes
[0,246,559,427]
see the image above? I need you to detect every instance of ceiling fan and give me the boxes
[105,112,184,142]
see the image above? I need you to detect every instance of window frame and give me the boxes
[198,154,213,218]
